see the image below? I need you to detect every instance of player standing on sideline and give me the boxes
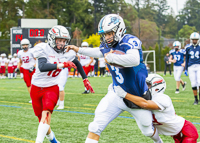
[57,51,94,109]
[67,14,163,143]
[169,41,186,94]
[12,53,19,78]
[185,32,200,105]
[0,53,8,79]
[114,74,199,143]
[16,39,36,103]
[31,25,89,143]
[7,55,14,79]
[77,42,94,94]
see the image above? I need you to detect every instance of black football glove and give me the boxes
[29,66,35,73]
[15,68,19,72]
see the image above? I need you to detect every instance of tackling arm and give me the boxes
[72,58,87,80]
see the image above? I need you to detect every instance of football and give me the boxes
[108,50,125,68]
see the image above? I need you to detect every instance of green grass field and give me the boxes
[0,73,199,143]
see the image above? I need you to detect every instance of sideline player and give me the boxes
[67,14,162,143]
[57,52,94,109]
[185,32,200,105]
[7,55,14,79]
[114,74,199,143]
[31,25,85,143]
[169,41,186,94]
[77,42,94,94]
[0,53,8,79]
[16,39,36,103]
[12,53,19,78]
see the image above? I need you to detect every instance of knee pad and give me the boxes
[88,122,102,136]
[140,124,154,137]
[192,87,197,90]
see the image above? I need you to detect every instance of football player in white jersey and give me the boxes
[67,14,162,143]
[77,42,94,94]
[16,39,36,103]
[31,25,80,143]
[169,41,186,94]
[12,53,19,78]
[114,74,199,143]
[185,32,200,105]
[7,55,14,79]
[0,53,8,79]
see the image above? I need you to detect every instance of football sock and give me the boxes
[150,128,163,143]
[15,72,17,78]
[11,73,13,79]
[85,138,98,143]
[194,96,198,101]
[8,73,10,78]
[36,122,50,143]
[59,100,64,106]
[20,73,23,78]
[46,130,54,140]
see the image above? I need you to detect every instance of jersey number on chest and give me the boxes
[190,51,199,59]
[110,66,124,84]
[22,56,29,63]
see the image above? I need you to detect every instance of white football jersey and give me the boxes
[12,57,19,66]
[18,49,36,69]
[31,43,76,87]
[99,57,106,68]
[0,58,8,66]
[7,59,13,67]
[152,93,185,136]
[77,50,92,66]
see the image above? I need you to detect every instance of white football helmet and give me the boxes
[98,14,126,47]
[81,42,89,47]
[1,53,6,58]
[190,32,200,46]
[146,74,166,96]
[8,55,12,59]
[173,41,181,50]
[20,39,30,51]
[48,25,71,53]
[13,53,17,57]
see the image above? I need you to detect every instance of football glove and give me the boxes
[63,61,77,69]
[114,85,127,98]
[83,78,95,93]
[15,68,19,72]
[29,66,35,73]
[184,70,188,76]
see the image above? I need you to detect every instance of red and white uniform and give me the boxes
[7,59,14,73]
[78,52,92,75]
[31,43,75,121]
[0,58,8,74]
[12,57,19,70]
[152,93,198,142]
[18,49,36,87]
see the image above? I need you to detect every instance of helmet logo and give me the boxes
[153,79,163,84]
[108,17,119,26]
[52,29,56,33]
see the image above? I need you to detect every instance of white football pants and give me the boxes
[173,66,184,81]
[58,68,69,91]
[188,64,200,87]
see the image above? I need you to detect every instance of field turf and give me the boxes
[0,73,199,143]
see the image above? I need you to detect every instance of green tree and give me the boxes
[178,25,196,39]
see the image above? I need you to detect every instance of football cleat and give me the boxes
[47,131,60,143]
[57,105,64,110]
[175,89,179,94]
[193,100,198,105]
[82,90,90,94]
[182,82,187,91]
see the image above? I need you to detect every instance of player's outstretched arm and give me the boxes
[66,45,103,58]
[114,86,160,110]
[72,58,95,93]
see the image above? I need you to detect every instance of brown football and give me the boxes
[109,50,125,68]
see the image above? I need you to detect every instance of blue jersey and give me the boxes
[100,34,148,96]
[170,49,185,66]
[185,45,200,70]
